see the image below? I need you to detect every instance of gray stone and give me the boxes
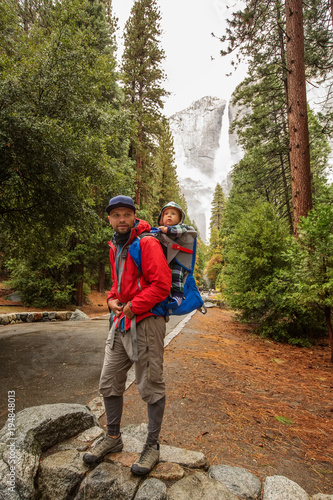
[74,461,141,500]
[167,471,239,500]
[122,424,207,469]
[263,476,310,500]
[69,309,90,321]
[48,312,56,320]
[5,291,22,302]
[0,403,97,500]
[87,396,105,419]
[26,313,34,323]
[37,449,88,500]
[55,311,68,321]
[209,464,262,499]
[57,439,89,452]
[312,496,333,500]
[77,425,104,442]
[0,455,20,499]
[134,478,167,500]
[0,314,9,325]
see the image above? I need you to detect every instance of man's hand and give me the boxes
[108,299,124,317]
[123,302,135,319]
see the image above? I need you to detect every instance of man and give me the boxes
[83,195,172,475]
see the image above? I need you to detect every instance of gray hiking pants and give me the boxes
[99,315,166,443]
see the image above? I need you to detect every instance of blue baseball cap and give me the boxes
[105,195,136,214]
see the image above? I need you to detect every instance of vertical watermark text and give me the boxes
[7,391,16,493]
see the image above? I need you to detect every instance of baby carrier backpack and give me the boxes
[129,227,207,316]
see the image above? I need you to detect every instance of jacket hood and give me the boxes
[158,201,185,225]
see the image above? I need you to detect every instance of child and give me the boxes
[158,201,196,306]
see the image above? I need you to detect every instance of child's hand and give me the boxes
[158,226,168,234]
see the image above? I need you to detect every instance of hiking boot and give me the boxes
[83,433,123,464]
[131,443,160,475]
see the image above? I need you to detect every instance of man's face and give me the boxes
[108,207,136,234]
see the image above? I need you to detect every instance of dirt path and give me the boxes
[106,307,333,496]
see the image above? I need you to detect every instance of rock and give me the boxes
[169,97,226,240]
[36,449,88,499]
[74,461,141,499]
[55,311,68,321]
[5,291,22,302]
[0,403,97,500]
[106,451,139,468]
[263,476,310,500]
[312,496,333,500]
[0,314,10,325]
[69,309,90,321]
[149,461,185,481]
[77,425,104,442]
[167,471,239,500]
[134,477,167,500]
[209,464,262,499]
[26,313,34,323]
[160,444,208,469]
[87,396,106,419]
[56,425,103,452]
[121,424,207,469]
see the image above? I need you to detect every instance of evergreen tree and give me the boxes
[218,0,333,232]
[285,0,312,234]
[209,183,225,236]
[0,0,133,306]
[205,184,225,287]
[121,0,169,209]
[154,119,185,219]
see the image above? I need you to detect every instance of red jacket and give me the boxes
[107,219,172,330]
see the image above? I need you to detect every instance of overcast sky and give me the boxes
[111,0,248,116]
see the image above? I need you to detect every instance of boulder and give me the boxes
[74,461,141,499]
[134,478,167,500]
[167,470,239,500]
[36,449,88,499]
[0,403,97,500]
[209,464,262,499]
[121,424,208,469]
[263,476,310,500]
[69,309,90,321]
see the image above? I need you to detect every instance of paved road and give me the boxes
[0,314,189,428]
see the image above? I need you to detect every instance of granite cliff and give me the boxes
[169,96,243,241]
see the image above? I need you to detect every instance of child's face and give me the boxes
[162,208,181,226]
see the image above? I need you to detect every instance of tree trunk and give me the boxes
[135,154,141,207]
[75,256,84,306]
[285,0,312,236]
[98,261,105,293]
[324,306,333,363]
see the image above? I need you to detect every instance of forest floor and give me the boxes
[113,307,333,496]
[1,283,333,495]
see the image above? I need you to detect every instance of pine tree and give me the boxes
[218,0,333,233]
[205,183,225,287]
[285,0,312,234]
[121,0,169,209]
[154,119,185,218]
[209,183,225,240]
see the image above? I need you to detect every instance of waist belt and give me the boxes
[107,315,139,362]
